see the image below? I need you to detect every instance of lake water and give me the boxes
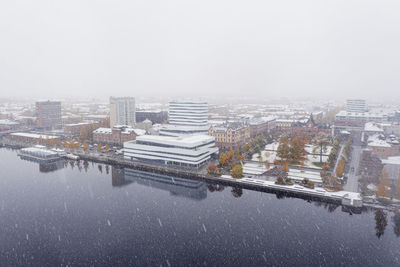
[0,148,399,266]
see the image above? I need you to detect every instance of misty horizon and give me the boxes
[1,0,400,101]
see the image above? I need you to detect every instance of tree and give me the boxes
[219,152,227,166]
[322,162,329,171]
[83,141,89,152]
[277,136,290,161]
[300,161,305,168]
[377,169,391,198]
[207,163,217,175]
[336,157,345,178]
[289,137,306,163]
[231,164,243,178]
[74,140,80,149]
[282,161,289,173]
[69,138,74,149]
[375,209,387,239]
[312,133,329,163]
[258,154,263,166]
[105,144,109,153]
[97,143,102,153]
[265,161,270,170]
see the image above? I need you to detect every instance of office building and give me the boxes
[124,134,218,168]
[159,101,209,137]
[346,99,366,113]
[110,97,136,127]
[36,101,62,129]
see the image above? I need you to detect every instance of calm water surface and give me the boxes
[0,148,399,266]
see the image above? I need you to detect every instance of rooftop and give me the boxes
[132,134,215,148]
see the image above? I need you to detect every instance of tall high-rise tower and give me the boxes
[36,100,62,129]
[109,97,136,127]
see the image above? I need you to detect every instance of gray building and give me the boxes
[109,97,135,127]
[36,101,62,129]
[136,110,168,124]
[346,99,366,113]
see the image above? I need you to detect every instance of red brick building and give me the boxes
[64,122,100,136]
[249,117,276,137]
[93,126,146,146]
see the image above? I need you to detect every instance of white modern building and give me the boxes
[110,97,136,127]
[159,101,209,137]
[346,99,366,113]
[123,134,218,168]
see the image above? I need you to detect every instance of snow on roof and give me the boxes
[382,156,400,165]
[94,127,146,136]
[122,128,146,136]
[0,119,19,125]
[364,122,384,132]
[367,134,391,148]
[11,132,59,139]
[93,128,112,134]
[134,134,214,147]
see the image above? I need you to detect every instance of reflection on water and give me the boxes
[112,167,207,200]
[19,154,65,173]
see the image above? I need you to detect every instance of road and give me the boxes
[344,131,362,192]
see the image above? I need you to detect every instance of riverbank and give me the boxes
[73,151,363,207]
[1,141,363,207]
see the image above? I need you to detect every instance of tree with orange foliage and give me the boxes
[69,138,74,149]
[377,169,391,198]
[282,161,289,173]
[265,161,270,170]
[207,163,217,175]
[219,152,227,166]
[83,141,89,152]
[322,162,329,171]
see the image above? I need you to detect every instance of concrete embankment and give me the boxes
[75,152,363,208]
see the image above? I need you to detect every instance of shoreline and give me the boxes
[0,143,367,209]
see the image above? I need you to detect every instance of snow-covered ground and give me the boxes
[251,143,332,169]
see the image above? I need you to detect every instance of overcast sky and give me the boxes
[1,0,399,101]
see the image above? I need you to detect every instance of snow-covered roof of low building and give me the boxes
[382,156,400,165]
[364,122,384,132]
[94,127,146,136]
[93,127,112,134]
[133,134,215,148]
[0,119,19,125]
[367,134,392,148]
[122,128,146,136]
[10,132,59,139]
